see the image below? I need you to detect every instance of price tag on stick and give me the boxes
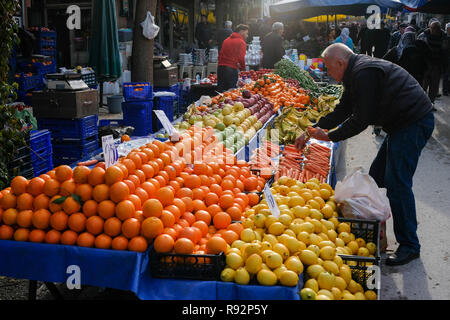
[263,183,280,218]
[154,110,180,141]
[102,135,119,168]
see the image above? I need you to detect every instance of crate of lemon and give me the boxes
[220,176,380,300]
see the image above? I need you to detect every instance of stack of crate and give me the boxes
[37,115,99,166]
[30,27,57,59]
[29,130,54,176]
[122,82,154,136]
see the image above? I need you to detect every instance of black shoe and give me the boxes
[385,250,420,266]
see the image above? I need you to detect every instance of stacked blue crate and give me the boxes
[29,130,53,176]
[37,115,99,166]
[34,29,57,59]
[122,82,154,136]
[154,84,180,116]
[154,95,175,132]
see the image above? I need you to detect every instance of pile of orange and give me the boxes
[0,126,267,257]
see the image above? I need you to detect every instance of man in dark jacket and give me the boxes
[443,22,450,96]
[373,21,391,58]
[217,24,248,92]
[216,21,233,52]
[195,15,212,49]
[296,43,434,266]
[418,20,448,103]
[356,22,373,56]
[388,22,407,49]
[261,22,285,69]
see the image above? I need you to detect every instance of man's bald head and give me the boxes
[321,43,354,83]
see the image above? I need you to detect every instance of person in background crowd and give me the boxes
[349,22,358,44]
[195,14,212,49]
[216,20,233,52]
[261,22,285,69]
[409,18,419,33]
[255,19,264,38]
[418,19,448,103]
[373,21,391,58]
[217,24,248,92]
[389,23,407,49]
[295,43,434,266]
[328,27,336,44]
[357,20,373,56]
[334,27,354,51]
[260,17,273,38]
[383,30,428,85]
[443,23,450,96]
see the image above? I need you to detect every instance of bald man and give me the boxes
[296,43,434,266]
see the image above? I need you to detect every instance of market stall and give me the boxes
[0,60,381,301]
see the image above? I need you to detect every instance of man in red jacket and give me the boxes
[217,24,249,92]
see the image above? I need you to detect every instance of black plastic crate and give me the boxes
[149,248,226,281]
[337,217,381,259]
[339,255,381,300]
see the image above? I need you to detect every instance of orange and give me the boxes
[33,194,50,210]
[221,229,239,245]
[50,211,69,231]
[92,183,110,202]
[153,140,166,154]
[128,194,142,211]
[16,192,33,211]
[115,163,129,179]
[73,165,91,184]
[141,148,155,162]
[32,209,51,229]
[2,208,18,225]
[213,212,231,229]
[172,198,186,215]
[193,163,208,175]
[43,178,60,197]
[248,193,260,206]
[174,237,194,254]
[148,178,161,191]
[86,216,104,235]
[25,177,45,197]
[123,179,136,194]
[182,212,196,226]
[82,200,98,217]
[154,175,166,188]
[0,225,14,240]
[219,194,234,210]
[233,198,246,212]
[60,230,78,245]
[115,200,135,221]
[235,180,245,192]
[192,188,205,200]
[184,175,201,189]
[134,210,145,223]
[105,165,124,185]
[88,166,106,186]
[77,232,95,247]
[68,212,86,233]
[98,200,116,219]
[192,220,209,237]
[60,179,76,197]
[206,236,227,254]
[209,184,222,196]
[47,170,56,179]
[244,177,258,191]
[29,229,46,243]
[55,165,73,182]
[154,234,174,253]
[128,236,148,252]
[45,230,61,244]
[109,181,130,203]
[127,152,142,169]
[104,217,122,237]
[204,193,219,206]
[148,143,160,158]
[49,195,63,213]
[141,217,164,239]
[17,209,33,228]
[206,204,222,217]
[11,176,29,195]
[181,197,194,213]
[134,187,149,203]
[136,151,149,164]
[221,179,235,191]
[142,199,163,218]
[95,233,112,249]
[160,210,175,228]
[122,218,141,239]
[191,226,202,244]
[165,205,181,221]
[14,228,30,242]
[194,210,211,225]
[140,181,156,198]
[127,174,140,188]
[176,187,193,198]
[226,206,242,221]
[154,158,165,171]
[134,169,146,184]
[178,226,197,243]
[227,222,244,236]
[121,158,136,175]
[141,164,155,179]
[62,196,81,215]
[164,165,177,181]
[156,186,174,207]
[148,161,160,176]
[159,153,171,167]
[163,227,178,240]
[191,199,206,212]
[74,184,93,202]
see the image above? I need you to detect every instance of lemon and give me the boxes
[318,240,336,249]
[327,229,338,242]
[279,270,299,286]
[307,244,320,256]
[323,260,340,275]
[273,265,288,279]
[245,242,261,256]
[309,208,323,220]
[366,242,377,255]
[291,206,310,219]
[307,199,321,210]
[226,252,244,270]
[321,219,335,231]
[279,214,293,226]
[328,217,340,229]
[338,232,352,244]
[241,228,256,242]
[358,247,370,256]
[300,191,313,202]
[297,231,311,245]
[245,253,263,274]
[321,204,334,218]
[310,219,323,233]
[273,243,290,260]
[285,256,304,274]
[343,246,353,255]
[289,185,304,194]
[347,279,363,294]
[365,290,378,300]
[256,269,278,286]
[333,255,344,268]
[320,246,336,260]
[285,237,302,254]
[261,263,271,271]
[278,204,289,211]
[227,247,241,255]
[326,200,337,211]
[334,276,347,291]
[245,208,256,216]
[354,292,367,300]
[253,214,266,228]
[263,234,278,246]
[298,222,314,234]
[264,215,278,228]
[349,233,356,241]
[300,249,318,265]
[304,278,319,292]
[355,237,366,248]
[277,176,289,185]
[347,241,359,254]
[289,223,303,235]
[234,267,250,285]
[335,238,345,248]
[342,292,356,300]
[305,181,320,190]
[309,234,322,246]
[268,222,286,236]
[319,189,331,200]
[318,289,334,300]
[316,294,332,300]
[265,251,283,269]
[299,288,316,300]
[317,257,324,266]
[288,196,305,208]
[260,241,272,251]
[285,178,297,187]
[317,271,336,290]
[279,185,290,196]
[280,209,293,218]
[242,218,254,229]
[220,268,236,282]
[337,222,351,234]
[307,264,325,279]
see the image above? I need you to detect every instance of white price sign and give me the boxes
[263,183,280,218]
[102,135,119,168]
[154,110,177,136]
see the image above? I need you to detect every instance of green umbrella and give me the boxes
[89,0,122,109]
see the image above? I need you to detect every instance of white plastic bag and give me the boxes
[335,167,391,222]
[140,11,160,40]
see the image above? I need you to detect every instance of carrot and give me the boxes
[77,159,98,166]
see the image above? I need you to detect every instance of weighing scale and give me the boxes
[45,73,89,91]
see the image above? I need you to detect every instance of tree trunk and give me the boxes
[131,0,157,82]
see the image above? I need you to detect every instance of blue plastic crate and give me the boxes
[40,48,57,57]
[32,153,54,176]
[17,92,33,105]
[154,96,175,129]
[30,130,52,152]
[123,82,153,101]
[37,114,98,140]
[122,101,153,136]
[98,119,124,127]
[52,135,99,159]
[16,73,44,92]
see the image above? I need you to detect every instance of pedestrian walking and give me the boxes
[195,15,213,49]
[334,27,354,51]
[373,21,391,58]
[261,22,286,69]
[388,22,407,49]
[357,22,374,56]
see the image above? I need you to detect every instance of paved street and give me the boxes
[336,94,450,300]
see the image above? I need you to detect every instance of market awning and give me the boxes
[270,0,404,20]
[402,0,450,14]
[303,15,347,23]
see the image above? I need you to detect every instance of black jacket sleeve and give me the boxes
[383,47,398,63]
[326,68,384,142]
